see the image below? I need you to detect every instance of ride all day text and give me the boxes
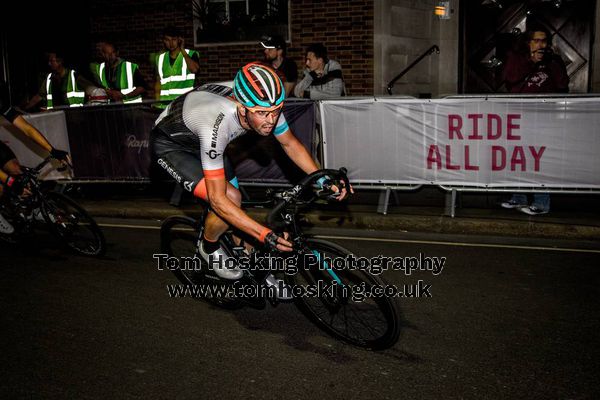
[426,114,545,171]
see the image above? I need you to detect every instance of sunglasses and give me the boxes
[248,107,283,118]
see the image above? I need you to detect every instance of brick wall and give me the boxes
[89,0,374,96]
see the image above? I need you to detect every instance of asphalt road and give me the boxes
[1,221,599,399]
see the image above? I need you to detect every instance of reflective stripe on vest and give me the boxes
[157,49,196,103]
[46,70,85,109]
[66,70,85,106]
[98,61,142,103]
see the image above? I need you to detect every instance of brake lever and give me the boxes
[55,160,73,173]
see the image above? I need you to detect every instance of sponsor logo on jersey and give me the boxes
[205,149,221,160]
[211,112,225,149]
[157,158,182,183]
[183,181,195,192]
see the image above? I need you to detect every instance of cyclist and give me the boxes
[1,96,70,234]
[151,62,350,289]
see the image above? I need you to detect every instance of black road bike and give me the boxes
[160,168,401,350]
[0,157,106,256]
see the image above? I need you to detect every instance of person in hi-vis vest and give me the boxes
[24,52,91,111]
[154,26,200,108]
[94,42,146,104]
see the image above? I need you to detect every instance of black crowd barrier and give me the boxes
[62,99,317,184]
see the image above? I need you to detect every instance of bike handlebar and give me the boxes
[266,167,350,228]
[32,156,54,173]
[30,155,72,174]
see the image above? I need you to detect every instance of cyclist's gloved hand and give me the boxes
[316,175,340,199]
[263,230,294,252]
[4,176,25,197]
[316,175,333,190]
[50,148,69,162]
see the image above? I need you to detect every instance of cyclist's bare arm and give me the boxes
[178,39,200,73]
[275,130,352,200]
[205,178,293,251]
[12,115,71,165]
[12,115,53,152]
[0,169,30,197]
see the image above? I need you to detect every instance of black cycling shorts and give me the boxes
[0,141,16,168]
[151,129,238,199]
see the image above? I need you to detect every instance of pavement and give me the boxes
[72,185,600,243]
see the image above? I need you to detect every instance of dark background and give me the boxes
[2,1,92,106]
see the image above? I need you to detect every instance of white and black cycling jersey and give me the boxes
[153,85,290,179]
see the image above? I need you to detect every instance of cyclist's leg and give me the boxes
[0,141,22,173]
[0,143,18,233]
[2,160,22,176]
[153,145,243,279]
[0,142,21,199]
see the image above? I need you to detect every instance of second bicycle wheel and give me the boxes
[290,238,402,350]
[41,192,106,256]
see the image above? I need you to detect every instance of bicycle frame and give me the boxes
[0,156,105,255]
[225,168,351,290]
[2,156,59,208]
[162,168,402,349]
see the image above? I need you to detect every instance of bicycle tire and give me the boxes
[160,215,243,310]
[290,238,402,350]
[41,192,106,257]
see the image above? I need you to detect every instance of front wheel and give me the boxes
[290,238,402,350]
[41,192,106,256]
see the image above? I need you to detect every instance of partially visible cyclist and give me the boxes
[0,89,71,234]
[151,62,351,290]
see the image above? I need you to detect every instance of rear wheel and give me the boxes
[290,239,402,350]
[160,215,243,309]
[41,192,106,256]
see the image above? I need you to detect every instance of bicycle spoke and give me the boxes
[341,302,351,338]
[292,239,401,349]
[42,193,105,256]
[346,305,381,337]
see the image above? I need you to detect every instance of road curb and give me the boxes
[80,201,600,241]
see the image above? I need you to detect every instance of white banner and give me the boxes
[320,97,600,188]
[0,111,72,180]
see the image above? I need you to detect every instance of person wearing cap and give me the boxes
[261,35,298,97]
[294,43,346,100]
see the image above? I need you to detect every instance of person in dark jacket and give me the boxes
[500,25,569,215]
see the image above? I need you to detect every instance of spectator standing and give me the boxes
[294,43,345,99]
[500,25,569,215]
[92,42,146,104]
[24,52,91,111]
[154,26,200,108]
[261,35,297,97]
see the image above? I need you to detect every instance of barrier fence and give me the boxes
[319,95,600,188]
[4,95,599,214]
[2,99,316,184]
